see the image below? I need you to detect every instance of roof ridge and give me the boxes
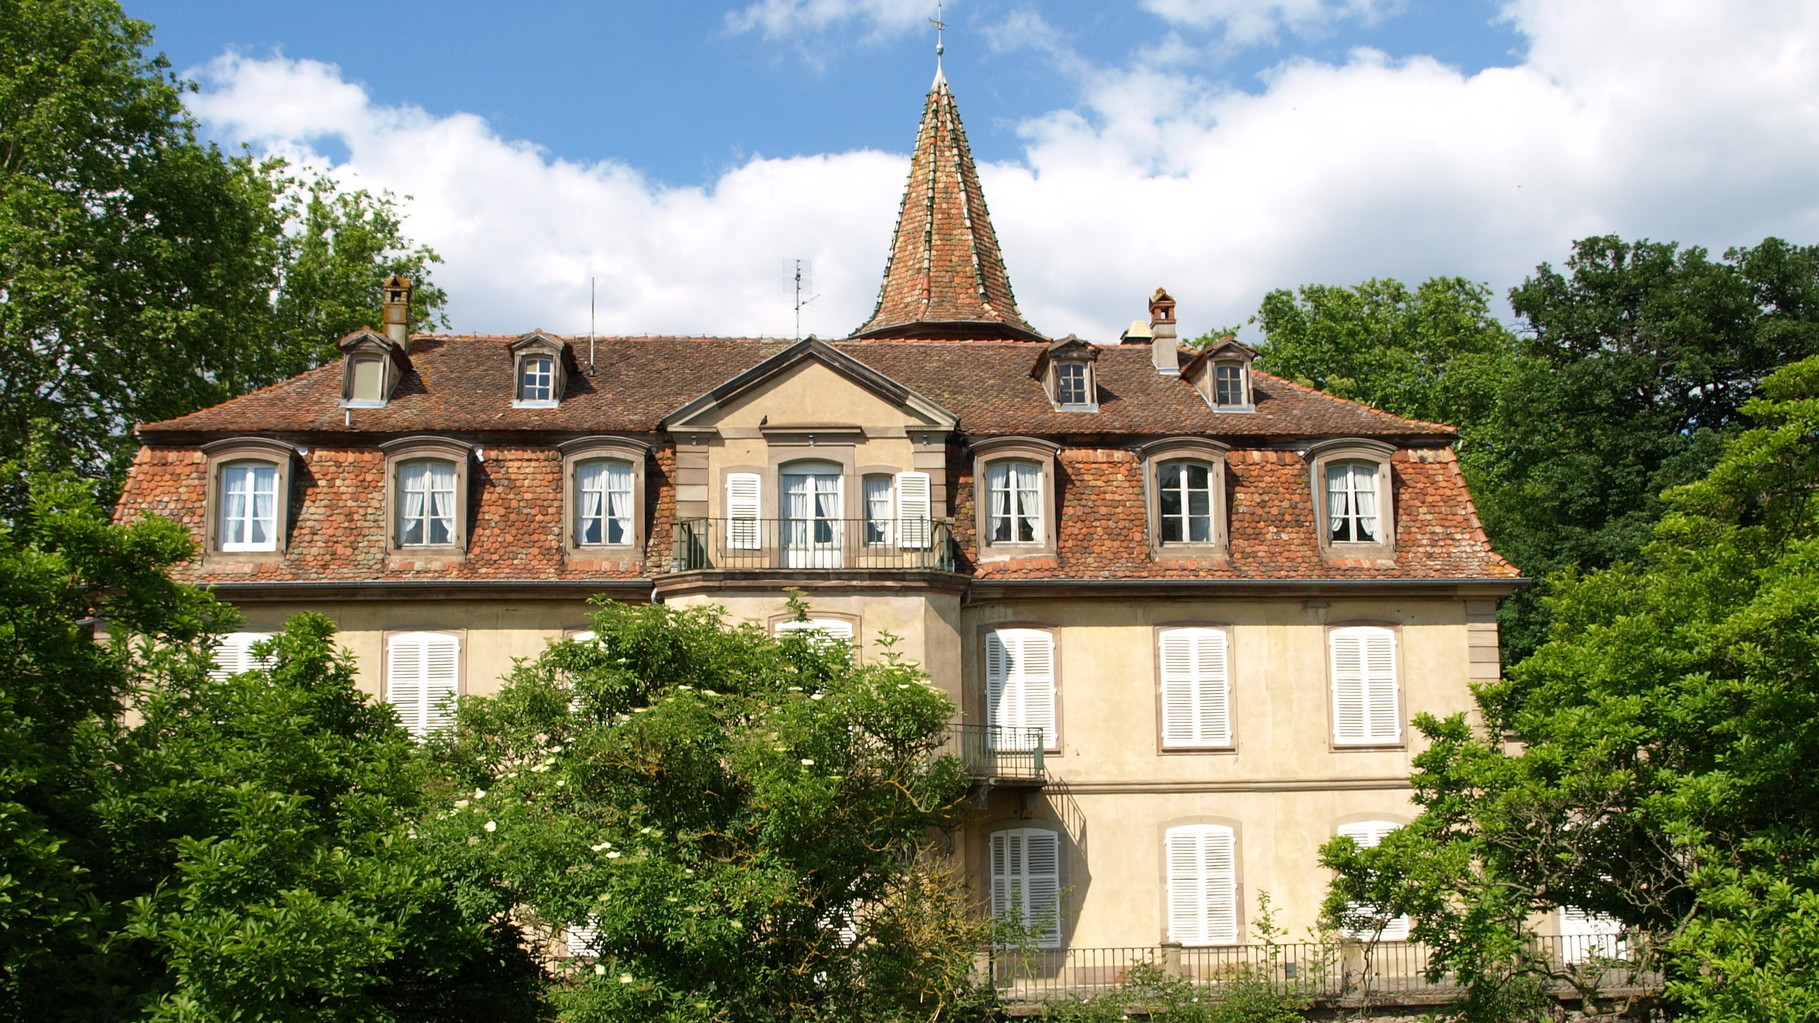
[1250,369,1458,435]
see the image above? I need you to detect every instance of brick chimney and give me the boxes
[382,274,412,353]
[1149,288,1178,374]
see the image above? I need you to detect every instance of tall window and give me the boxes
[575,460,634,546]
[1056,362,1090,405]
[1159,627,1230,748]
[991,828,1061,949]
[985,628,1056,749]
[863,474,894,546]
[1156,461,1214,544]
[1165,824,1238,945]
[1325,461,1380,543]
[218,462,278,551]
[397,460,457,546]
[518,355,555,402]
[986,461,1042,544]
[210,631,274,680]
[1330,626,1400,745]
[1214,364,1244,406]
[386,631,459,738]
[1335,821,1410,940]
[348,355,385,404]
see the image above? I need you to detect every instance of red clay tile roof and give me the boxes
[850,73,1043,342]
[137,335,1454,442]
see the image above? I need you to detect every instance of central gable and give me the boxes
[664,338,958,435]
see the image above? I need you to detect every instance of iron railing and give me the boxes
[980,934,1660,1005]
[670,517,954,572]
[947,724,1047,784]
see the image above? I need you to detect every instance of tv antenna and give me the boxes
[790,258,819,340]
[587,276,597,374]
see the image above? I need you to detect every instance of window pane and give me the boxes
[864,475,893,545]
[1157,460,1214,545]
[220,463,278,551]
[351,358,383,401]
[520,356,554,401]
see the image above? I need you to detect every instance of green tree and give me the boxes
[0,456,539,1021]
[1321,354,1819,1021]
[423,600,982,1023]
[0,0,444,497]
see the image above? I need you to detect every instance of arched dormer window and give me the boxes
[972,437,1060,560]
[1306,438,1396,559]
[559,437,649,559]
[1138,437,1229,561]
[202,437,299,557]
[381,436,473,555]
[511,331,569,409]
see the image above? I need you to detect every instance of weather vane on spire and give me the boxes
[930,1,945,72]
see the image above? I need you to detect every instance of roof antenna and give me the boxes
[587,276,597,375]
[792,258,819,341]
[930,1,945,81]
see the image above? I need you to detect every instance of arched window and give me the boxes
[1140,437,1229,558]
[1156,461,1215,544]
[1307,439,1396,556]
[1325,461,1381,543]
[397,459,458,546]
[972,437,1059,559]
[203,437,296,556]
[575,460,634,546]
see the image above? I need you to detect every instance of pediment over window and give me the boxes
[662,337,958,437]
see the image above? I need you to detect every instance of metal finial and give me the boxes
[931,1,945,68]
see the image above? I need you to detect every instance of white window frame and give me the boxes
[1158,627,1231,749]
[516,354,556,406]
[1165,824,1239,946]
[985,460,1043,545]
[1335,820,1410,941]
[396,459,459,547]
[990,827,1062,949]
[574,459,635,547]
[1155,460,1216,545]
[217,461,279,552]
[1325,461,1382,544]
[1330,626,1401,746]
[385,631,461,738]
[985,627,1057,751]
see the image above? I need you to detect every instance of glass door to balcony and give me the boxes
[781,465,843,568]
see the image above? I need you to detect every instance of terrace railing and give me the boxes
[670,517,954,573]
[947,724,1047,785]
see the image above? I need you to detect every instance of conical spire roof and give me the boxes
[851,70,1044,342]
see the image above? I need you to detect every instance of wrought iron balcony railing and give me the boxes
[670,517,955,572]
[948,723,1047,785]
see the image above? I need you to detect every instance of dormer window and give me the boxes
[1182,338,1257,413]
[511,332,568,408]
[1036,335,1100,412]
[1214,363,1247,407]
[338,329,406,408]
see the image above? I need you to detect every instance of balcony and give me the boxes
[670,517,955,573]
[948,723,1046,787]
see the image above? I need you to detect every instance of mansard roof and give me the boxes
[850,71,1044,342]
[136,334,1458,442]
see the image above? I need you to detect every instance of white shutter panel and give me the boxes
[990,829,1061,949]
[1166,825,1237,945]
[1159,628,1230,748]
[1362,630,1399,742]
[210,632,274,680]
[566,917,601,957]
[986,631,1015,749]
[895,471,932,549]
[775,618,854,646]
[1337,820,1409,940]
[988,629,1056,749]
[388,632,459,738]
[1019,631,1056,749]
[1331,629,1368,744]
[387,634,426,736]
[726,472,762,550]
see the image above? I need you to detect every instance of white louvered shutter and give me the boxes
[895,471,932,549]
[775,618,855,646]
[1166,825,1238,945]
[1159,628,1230,748]
[985,629,1055,750]
[1331,627,1399,744]
[565,917,601,957]
[990,829,1062,949]
[726,472,762,550]
[387,632,460,738]
[210,632,274,680]
[1337,821,1410,940]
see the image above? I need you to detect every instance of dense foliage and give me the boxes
[0,462,541,1021]
[0,0,445,500]
[423,601,983,1023]
[1247,236,1819,659]
[1321,355,1819,1020]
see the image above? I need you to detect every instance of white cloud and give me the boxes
[183,0,1819,347]
[1141,0,1398,45]
[726,0,935,41]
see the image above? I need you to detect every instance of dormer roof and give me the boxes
[850,73,1044,343]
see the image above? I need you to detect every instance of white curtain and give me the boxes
[401,462,455,545]
[988,463,1012,541]
[1011,463,1039,541]
[222,467,250,545]
[1326,464,1350,540]
[864,475,893,545]
[1352,467,1378,541]
[248,467,274,545]
[604,462,632,544]
[577,462,607,544]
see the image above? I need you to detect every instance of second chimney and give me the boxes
[1149,287,1178,374]
[382,274,412,353]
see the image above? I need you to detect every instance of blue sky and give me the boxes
[130,1,1819,342]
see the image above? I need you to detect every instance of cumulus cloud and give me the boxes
[184,0,1819,344]
[726,0,935,42]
